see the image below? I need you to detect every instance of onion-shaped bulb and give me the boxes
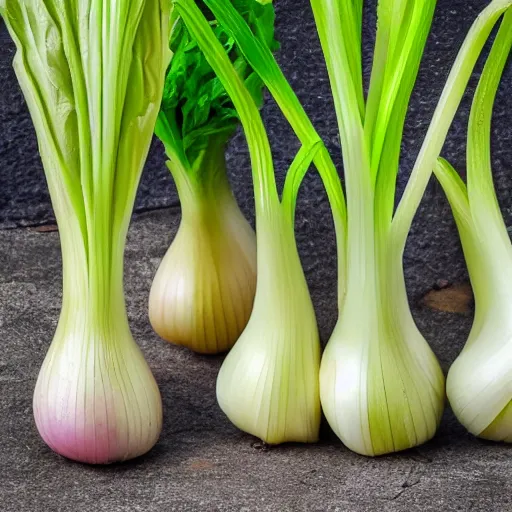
[216,206,321,444]
[435,16,512,442]
[320,245,445,456]
[437,156,512,442]
[437,161,512,442]
[447,299,512,442]
[149,157,257,354]
[440,169,512,442]
[33,219,162,464]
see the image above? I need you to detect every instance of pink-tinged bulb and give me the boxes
[33,322,162,464]
[0,0,169,465]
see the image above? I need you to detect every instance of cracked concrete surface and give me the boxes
[1,209,511,512]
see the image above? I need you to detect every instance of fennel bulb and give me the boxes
[173,0,323,443]
[216,204,321,443]
[434,10,512,441]
[1,0,170,463]
[149,145,257,354]
[149,2,277,353]
[320,246,446,455]
[312,0,511,456]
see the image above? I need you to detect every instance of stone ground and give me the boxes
[1,208,510,512]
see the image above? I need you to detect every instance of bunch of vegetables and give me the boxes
[181,0,512,456]
[1,0,511,465]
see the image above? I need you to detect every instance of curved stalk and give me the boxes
[174,0,322,444]
[281,141,323,225]
[391,0,512,252]
[310,0,373,314]
[435,11,512,442]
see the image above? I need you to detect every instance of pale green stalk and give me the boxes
[434,9,512,442]
[173,0,322,444]
[391,0,512,251]
[310,0,374,319]
[1,0,170,464]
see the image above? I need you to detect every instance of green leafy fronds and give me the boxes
[156,0,278,171]
[172,0,277,215]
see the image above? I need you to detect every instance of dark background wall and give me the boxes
[0,0,511,306]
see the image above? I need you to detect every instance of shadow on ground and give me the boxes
[0,209,510,512]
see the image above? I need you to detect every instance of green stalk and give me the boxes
[310,0,374,312]
[281,141,323,225]
[339,0,365,118]
[391,0,512,252]
[433,159,492,330]
[365,0,414,156]
[372,0,436,241]
[201,0,348,299]
[433,9,512,332]
[467,8,512,265]
[368,1,436,187]
[172,0,277,217]
[164,136,243,227]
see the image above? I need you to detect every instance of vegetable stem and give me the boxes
[310,0,374,309]
[202,0,348,299]
[391,0,512,252]
[467,8,512,258]
[281,141,322,225]
[173,0,278,217]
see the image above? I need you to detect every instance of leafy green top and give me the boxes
[155,0,278,171]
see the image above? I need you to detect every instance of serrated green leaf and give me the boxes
[157,0,278,171]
